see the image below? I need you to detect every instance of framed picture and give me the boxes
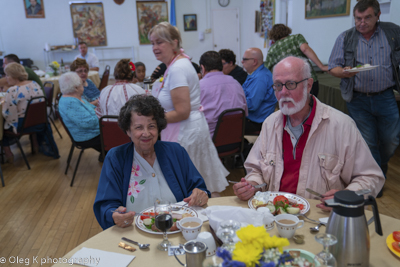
[183,14,197,31]
[24,0,45,18]
[305,0,351,19]
[136,1,169,45]
[70,2,107,46]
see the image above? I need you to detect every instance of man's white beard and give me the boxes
[278,86,308,116]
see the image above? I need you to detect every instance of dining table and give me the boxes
[40,71,101,101]
[52,196,400,266]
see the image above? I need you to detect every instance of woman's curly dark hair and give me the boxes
[118,95,167,134]
[114,59,134,81]
[70,58,89,71]
[268,24,292,42]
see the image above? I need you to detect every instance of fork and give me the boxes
[110,210,155,217]
[171,202,189,211]
[228,180,267,189]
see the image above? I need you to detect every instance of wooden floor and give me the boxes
[0,121,399,267]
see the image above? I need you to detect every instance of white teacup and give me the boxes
[195,232,216,257]
[275,214,304,239]
[177,217,203,241]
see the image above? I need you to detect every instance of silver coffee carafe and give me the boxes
[325,190,382,267]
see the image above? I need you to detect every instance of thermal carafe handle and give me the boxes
[365,195,383,236]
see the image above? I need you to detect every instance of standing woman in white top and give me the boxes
[95,59,146,118]
[149,22,229,197]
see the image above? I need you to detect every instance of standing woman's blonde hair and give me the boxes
[148,22,182,53]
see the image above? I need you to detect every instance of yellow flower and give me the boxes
[232,242,263,267]
[263,235,290,253]
[236,225,270,247]
[51,61,60,68]
[159,76,164,82]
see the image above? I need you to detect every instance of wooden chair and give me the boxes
[99,115,131,160]
[43,81,62,139]
[4,96,56,170]
[98,65,110,91]
[55,109,86,187]
[212,108,246,174]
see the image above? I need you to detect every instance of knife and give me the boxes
[306,188,324,198]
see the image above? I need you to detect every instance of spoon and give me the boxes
[122,237,150,249]
[310,222,324,232]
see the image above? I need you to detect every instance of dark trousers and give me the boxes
[245,118,263,135]
[76,135,102,152]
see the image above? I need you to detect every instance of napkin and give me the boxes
[174,201,208,222]
[205,206,266,231]
[69,247,135,267]
[33,70,46,77]
[319,217,329,224]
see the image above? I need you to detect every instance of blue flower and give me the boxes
[259,261,275,267]
[12,99,17,105]
[17,92,25,99]
[217,248,232,261]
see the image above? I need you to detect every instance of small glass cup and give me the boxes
[314,233,338,267]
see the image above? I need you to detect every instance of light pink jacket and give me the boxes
[245,98,385,198]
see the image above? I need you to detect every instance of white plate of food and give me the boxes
[344,64,379,73]
[135,205,198,235]
[248,191,310,215]
[284,249,320,266]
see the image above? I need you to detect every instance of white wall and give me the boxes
[288,0,397,65]
[0,0,398,73]
[0,0,268,74]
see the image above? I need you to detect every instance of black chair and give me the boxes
[98,65,110,91]
[4,96,56,170]
[212,108,246,174]
[43,82,62,139]
[55,110,87,187]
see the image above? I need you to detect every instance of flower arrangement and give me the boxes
[216,225,293,267]
[49,61,60,76]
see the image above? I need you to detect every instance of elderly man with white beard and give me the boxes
[233,56,384,210]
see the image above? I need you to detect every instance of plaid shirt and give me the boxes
[265,34,318,81]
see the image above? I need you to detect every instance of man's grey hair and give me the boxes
[354,0,380,16]
[59,72,82,94]
[272,55,311,82]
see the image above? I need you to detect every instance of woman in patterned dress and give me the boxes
[93,95,209,230]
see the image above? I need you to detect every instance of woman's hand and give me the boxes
[184,188,209,207]
[316,189,340,211]
[112,206,136,228]
[233,178,259,201]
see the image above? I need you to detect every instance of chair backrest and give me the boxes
[43,81,54,108]
[21,96,48,129]
[212,108,246,153]
[100,115,131,156]
[98,65,110,91]
[55,109,77,144]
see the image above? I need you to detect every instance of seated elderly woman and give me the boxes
[95,59,145,118]
[93,95,210,230]
[70,58,100,105]
[2,62,58,162]
[58,72,102,160]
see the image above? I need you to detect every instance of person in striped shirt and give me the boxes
[328,0,400,197]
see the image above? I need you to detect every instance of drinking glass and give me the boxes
[217,220,241,252]
[154,200,173,251]
[314,233,338,267]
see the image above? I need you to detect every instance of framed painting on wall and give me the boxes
[70,2,107,46]
[183,14,197,31]
[24,0,45,18]
[136,1,168,45]
[305,0,351,19]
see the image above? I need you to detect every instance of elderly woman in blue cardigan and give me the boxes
[93,95,210,230]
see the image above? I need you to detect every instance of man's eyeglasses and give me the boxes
[272,78,310,92]
[242,58,255,61]
[355,15,375,24]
